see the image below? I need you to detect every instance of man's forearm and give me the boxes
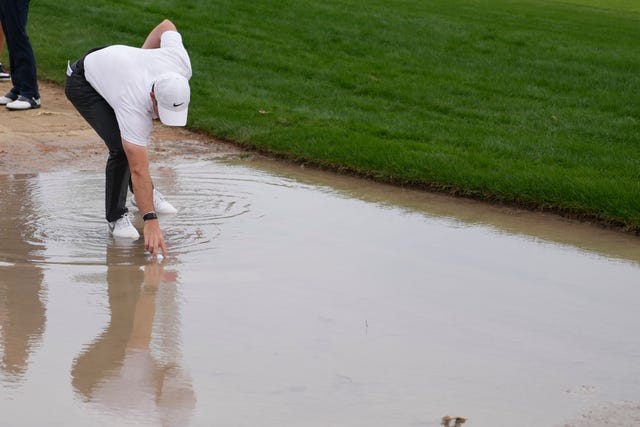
[141,19,177,49]
[122,139,154,213]
[130,171,154,214]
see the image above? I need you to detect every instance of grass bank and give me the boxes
[20,0,640,231]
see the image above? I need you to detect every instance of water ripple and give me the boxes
[1,161,296,265]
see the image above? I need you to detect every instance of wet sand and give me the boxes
[1,81,640,427]
[0,80,241,174]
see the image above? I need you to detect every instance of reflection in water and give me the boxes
[0,175,46,383]
[1,162,639,426]
[72,244,195,425]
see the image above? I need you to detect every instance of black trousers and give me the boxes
[65,50,130,223]
[0,0,39,99]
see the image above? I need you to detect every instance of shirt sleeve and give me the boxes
[161,31,184,49]
[115,108,153,147]
[160,31,192,80]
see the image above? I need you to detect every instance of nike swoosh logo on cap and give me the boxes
[173,102,185,107]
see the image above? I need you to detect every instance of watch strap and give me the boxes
[143,211,158,221]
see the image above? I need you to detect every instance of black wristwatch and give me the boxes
[143,211,158,221]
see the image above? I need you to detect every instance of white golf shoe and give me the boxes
[108,213,140,239]
[132,188,177,214]
[6,95,41,110]
[0,91,18,105]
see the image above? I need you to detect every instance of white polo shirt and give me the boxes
[84,31,192,146]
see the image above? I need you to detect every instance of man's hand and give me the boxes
[143,219,167,258]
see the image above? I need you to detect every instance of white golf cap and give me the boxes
[154,72,190,126]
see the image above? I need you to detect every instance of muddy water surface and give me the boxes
[1,158,639,427]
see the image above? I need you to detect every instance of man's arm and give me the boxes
[141,19,178,49]
[122,140,167,257]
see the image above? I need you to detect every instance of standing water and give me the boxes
[1,157,639,427]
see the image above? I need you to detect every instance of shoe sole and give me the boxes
[156,206,178,214]
[111,233,140,239]
[6,103,41,110]
[108,224,140,239]
[110,230,140,239]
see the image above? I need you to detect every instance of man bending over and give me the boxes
[66,19,192,258]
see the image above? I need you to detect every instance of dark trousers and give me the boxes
[0,0,39,99]
[65,51,130,223]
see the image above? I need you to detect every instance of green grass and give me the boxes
[17,0,640,231]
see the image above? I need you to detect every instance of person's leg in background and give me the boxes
[0,0,40,109]
[0,22,10,81]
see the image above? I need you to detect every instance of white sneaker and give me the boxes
[152,189,178,214]
[132,188,177,214]
[6,95,41,110]
[108,213,140,239]
[0,92,17,105]
[0,63,10,81]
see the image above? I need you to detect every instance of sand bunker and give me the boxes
[0,80,240,175]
